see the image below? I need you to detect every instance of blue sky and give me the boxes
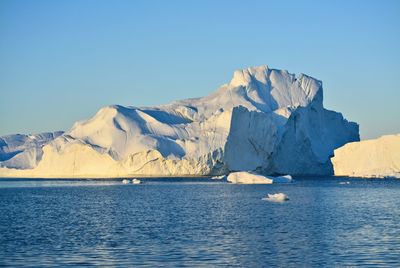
[0,0,399,139]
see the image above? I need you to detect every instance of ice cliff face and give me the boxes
[0,65,359,178]
[332,134,400,178]
[225,105,359,175]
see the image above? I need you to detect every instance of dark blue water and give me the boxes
[0,177,399,267]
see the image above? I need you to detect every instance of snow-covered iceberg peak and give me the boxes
[229,65,271,87]
[227,65,323,112]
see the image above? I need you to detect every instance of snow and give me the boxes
[0,65,359,178]
[262,193,289,202]
[332,134,400,178]
[227,171,273,184]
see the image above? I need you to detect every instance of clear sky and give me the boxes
[0,0,399,139]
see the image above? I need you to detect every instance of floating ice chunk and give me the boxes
[211,175,226,180]
[122,179,130,184]
[132,179,141,184]
[273,175,293,183]
[227,171,273,184]
[262,193,289,202]
[227,172,293,184]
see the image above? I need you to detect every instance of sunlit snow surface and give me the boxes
[333,134,400,178]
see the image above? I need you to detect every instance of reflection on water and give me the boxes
[0,178,399,267]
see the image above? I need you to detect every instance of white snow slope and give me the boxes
[0,65,359,178]
[332,134,400,178]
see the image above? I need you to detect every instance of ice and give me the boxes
[273,175,293,183]
[227,171,273,184]
[332,134,400,178]
[0,65,359,178]
[262,193,289,202]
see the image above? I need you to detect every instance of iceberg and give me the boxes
[332,134,400,178]
[211,175,227,180]
[0,65,359,178]
[132,179,141,184]
[0,132,63,169]
[227,171,273,184]
[262,193,289,202]
[227,172,293,184]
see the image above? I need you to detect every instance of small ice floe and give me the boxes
[227,171,294,184]
[262,193,289,202]
[211,175,227,180]
[132,178,141,184]
[227,171,273,184]
[122,179,130,184]
[273,175,293,183]
[339,181,350,185]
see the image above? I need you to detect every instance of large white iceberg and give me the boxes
[332,134,400,178]
[0,65,359,178]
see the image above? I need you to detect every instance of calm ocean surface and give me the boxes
[0,177,399,267]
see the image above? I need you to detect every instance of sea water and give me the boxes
[0,177,399,267]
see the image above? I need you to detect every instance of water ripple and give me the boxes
[0,177,399,267]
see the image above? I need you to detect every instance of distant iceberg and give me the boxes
[0,65,359,178]
[332,134,400,178]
